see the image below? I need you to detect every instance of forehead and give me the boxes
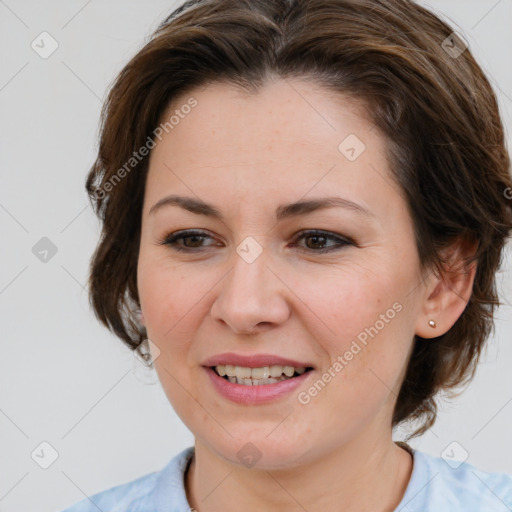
[158,77,373,153]
[144,78,406,224]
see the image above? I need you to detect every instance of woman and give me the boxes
[61,0,512,510]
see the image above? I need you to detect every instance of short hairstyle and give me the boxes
[85,0,512,437]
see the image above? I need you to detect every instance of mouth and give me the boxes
[211,364,314,386]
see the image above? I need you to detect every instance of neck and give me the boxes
[185,432,413,512]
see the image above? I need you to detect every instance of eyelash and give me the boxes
[156,229,354,254]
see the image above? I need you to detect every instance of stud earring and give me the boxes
[428,320,436,328]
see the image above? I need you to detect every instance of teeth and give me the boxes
[235,376,288,385]
[270,365,283,377]
[251,366,270,379]
[283,366,295,377]
[235,366,252,378]
[214,364,309,384]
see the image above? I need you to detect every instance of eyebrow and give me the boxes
[148,194,373,220]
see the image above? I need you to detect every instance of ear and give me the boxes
[415,237,478,339]
[138,309,145,326]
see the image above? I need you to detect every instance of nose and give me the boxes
[210,243,291,335]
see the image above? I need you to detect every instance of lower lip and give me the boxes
[204,367,313,405]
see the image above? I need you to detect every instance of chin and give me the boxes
[205,433,314,471]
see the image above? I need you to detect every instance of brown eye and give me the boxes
[157,229,353,254]
[292,230,353,253]
[158,230,220,252]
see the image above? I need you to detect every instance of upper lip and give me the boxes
[202,352,314,368]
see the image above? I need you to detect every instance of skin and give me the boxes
[137,77,477,512]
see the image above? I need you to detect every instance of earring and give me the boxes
[428,320,436,328]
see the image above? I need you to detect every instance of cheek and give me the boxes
[137,259,208,426]
[293,260,400,347]
[137,258,206,340]
[294,261,412,398]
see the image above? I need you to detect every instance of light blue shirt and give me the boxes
[60,445,512,511]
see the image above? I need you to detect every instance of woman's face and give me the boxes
[137,78,428,468]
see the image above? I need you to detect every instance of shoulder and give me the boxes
[399,447,512,511]
[59,471,159,512]
[59,446,195,512]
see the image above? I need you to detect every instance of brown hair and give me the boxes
[85,0,512,437]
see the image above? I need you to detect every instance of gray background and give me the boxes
[1,1,511,511]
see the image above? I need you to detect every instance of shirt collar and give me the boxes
[150,446,195,511]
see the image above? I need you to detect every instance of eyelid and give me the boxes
[156,229,216,250]
[292,229,355,247]
[288,230,354,254]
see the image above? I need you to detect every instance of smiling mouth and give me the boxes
[211,364,314,385]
